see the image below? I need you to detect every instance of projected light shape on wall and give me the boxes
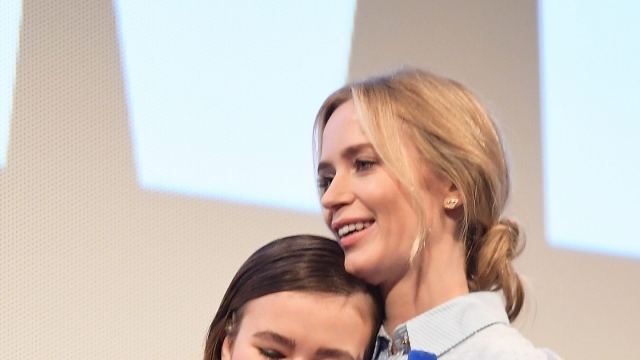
[0,0,23,168]
[114,1,356,212]
[539,0,640,258]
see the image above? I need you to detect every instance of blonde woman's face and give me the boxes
[316,102,424,287]
[318,101,457,287]
[221,291,373,360]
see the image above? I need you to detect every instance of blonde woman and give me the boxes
[314,68,561,359]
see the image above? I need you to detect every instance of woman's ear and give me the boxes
[443,182,462,210]
[221,335,233,360]
[222,312,238,360]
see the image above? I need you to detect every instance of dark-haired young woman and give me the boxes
[203,234,384,360]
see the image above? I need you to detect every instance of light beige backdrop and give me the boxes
[1,1,637,359]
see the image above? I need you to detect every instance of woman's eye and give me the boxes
[317,176,333,193]
[354,159,375,172]
[259,348,286,360]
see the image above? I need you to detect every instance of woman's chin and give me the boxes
[344,254,377,283]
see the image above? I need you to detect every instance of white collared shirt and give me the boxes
[373,291,562,360]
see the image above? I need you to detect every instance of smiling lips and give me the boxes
[337,221,373,237]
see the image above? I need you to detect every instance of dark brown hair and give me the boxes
[203,234,384,360]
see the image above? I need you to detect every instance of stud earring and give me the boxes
[445,198,459,209]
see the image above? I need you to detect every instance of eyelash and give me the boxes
[317,176,332,194]
[316,159,377,193]
[259,348,285,360]
[354,159,376,172]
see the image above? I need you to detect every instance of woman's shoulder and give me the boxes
[442,323,563,360]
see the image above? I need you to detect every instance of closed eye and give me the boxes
[259,348,286,360]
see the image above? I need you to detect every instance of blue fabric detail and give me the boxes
[408,350,437,360]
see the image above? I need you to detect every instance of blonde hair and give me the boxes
[313,68,525,321]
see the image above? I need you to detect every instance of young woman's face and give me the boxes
[317,100,453,286]
[221,291,374,360]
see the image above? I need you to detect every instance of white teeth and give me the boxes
[337,222,372,237]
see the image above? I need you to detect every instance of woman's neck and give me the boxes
[381,240,469,335]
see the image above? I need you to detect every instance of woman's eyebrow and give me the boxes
[252,331,296,350]
[340,143,374,160]
[314,347,360,360]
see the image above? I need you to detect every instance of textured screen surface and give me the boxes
[540,0,640,258]
[0,0,22,167]
[114,0,356,212]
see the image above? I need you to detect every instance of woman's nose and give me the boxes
[320,173,354,211]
